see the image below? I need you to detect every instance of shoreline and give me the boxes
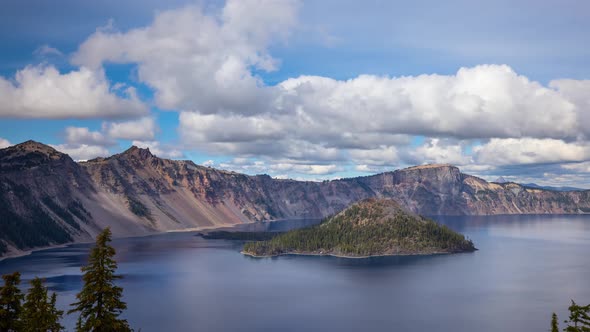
[241,249,476,259]
[0,223,244,263]
[0,243,75,262]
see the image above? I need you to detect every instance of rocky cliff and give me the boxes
[1,141,589,256]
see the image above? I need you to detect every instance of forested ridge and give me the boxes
[243,198,476,257]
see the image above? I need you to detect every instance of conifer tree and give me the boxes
[551,312,559,332]
[69,228,132,332]
[21,277,64,332]
[564,300,590,332]
[0,272,24,332]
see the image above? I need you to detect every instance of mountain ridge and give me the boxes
[1,140,590,256]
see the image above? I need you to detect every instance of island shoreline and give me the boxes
[241,248,477,259]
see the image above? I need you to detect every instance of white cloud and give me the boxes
[562,162,590,173]
[3,0,588,181]
[277,65,583,140]
[178,65,590,160]
[271,163,341,175]
[349,146,399,166]
[0,138,12,149]
[61,0,590,180]
[409,139,472,166]
[131,140,183,159]
[217,157,342,176]
[179,112,283,143]
[72,0,299,114]
[0,65,147,119]
[105,117,157,141]
[33,44,63,57]
[202,159,215,167]
[64,126,114,146]
[51,144,109,161]
[473,138,590,166]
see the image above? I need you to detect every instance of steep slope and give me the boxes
[1,141,590,256]
[0,141,95,254]
[242,198,476,257]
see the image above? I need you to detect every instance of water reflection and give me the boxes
[0,215,589,332]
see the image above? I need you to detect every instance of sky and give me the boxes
[1,0,590,187]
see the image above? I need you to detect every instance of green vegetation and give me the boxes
[127,197,152,220]
[21,277,64,332]
[42,196,81,230]
[552,312,560,332]
[0,201,72,254]
[0,181,73,254]
[243,198,475,257]
[0,228,133,331]
[69,228,132,332]
[0,272,24,331]
[551,301,590,331]
[199,231,280,241]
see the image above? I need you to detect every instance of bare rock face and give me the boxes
[1,141,590,256]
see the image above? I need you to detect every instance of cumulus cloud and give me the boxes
[473,138,590,166]
[277,65,584,140]
[408,139,472,166]
[51,144,109,161]
[105,117,158,141]
[178,64,590,173]
[0,65,147,119]
[216,157,343,177]
[62,0,590,180]
[350,146,399,167]
[64,127,115,146]
[5,0,589,181]
[0,138,12,149]
[72,0,299,114]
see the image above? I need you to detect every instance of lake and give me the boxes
[1,215,589,331]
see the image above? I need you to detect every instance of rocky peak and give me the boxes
[8,140,60,155]
[0,140,70,169]
[395,164,461,179]
[118,146,154,160]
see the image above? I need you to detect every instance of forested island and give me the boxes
[242,198,476,258]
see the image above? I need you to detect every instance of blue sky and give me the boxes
[1,0,590,186]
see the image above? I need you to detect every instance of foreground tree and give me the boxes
[21,277,64,332]
[551,312,559,332]
[0,272,24,332]
[564,300,590,332]
[69,228,132,332]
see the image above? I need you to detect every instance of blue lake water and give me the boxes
[1,215,589,332]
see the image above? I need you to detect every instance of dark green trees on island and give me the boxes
[243,198,476,257]
[0,228,132,332]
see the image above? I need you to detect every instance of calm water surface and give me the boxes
[1,215,589,332]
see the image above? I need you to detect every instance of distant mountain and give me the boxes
[1,141,590,257]
[242,198,476,257]
[494,176,508,183]
[521,183,583,192]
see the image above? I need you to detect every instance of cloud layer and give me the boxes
[64,1,590,182]
[1,0,590,185]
